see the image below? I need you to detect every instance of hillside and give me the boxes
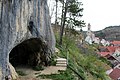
[45,27,111,80]
[95,26,120,41]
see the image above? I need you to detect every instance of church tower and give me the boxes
[85,23,95,44]
[88,23,91,31]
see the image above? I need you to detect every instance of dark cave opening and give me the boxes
[9,38,46,67]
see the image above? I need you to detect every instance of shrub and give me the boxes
[32,65,44,71]
[16,71,27,76]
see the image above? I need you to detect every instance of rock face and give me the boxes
[0,0,55,80]
[9,63,18,79]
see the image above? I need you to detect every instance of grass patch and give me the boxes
[52,31,111,80]
[99,57,112,67]
[36,69,76,80]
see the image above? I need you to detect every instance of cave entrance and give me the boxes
[9,38,46,68]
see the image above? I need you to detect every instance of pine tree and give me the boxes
[59,0,85,45]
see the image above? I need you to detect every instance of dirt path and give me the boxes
[16,66,66,80]
[40,66,66,75]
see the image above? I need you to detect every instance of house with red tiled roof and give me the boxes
[109,68,120,80]
[111,41,120,46]
[112,48,120,62]
[98,46,120,58]
[106,64,120,80]
[107,46,118,53]
[98,47,120,67]
[97,46,115,58]
[97,52,112,57]
[98,41,120,80]
[98,46,118,52]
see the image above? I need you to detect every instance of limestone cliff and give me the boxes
[0,0,55,79]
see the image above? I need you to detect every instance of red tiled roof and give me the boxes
[107,46,118,52]
[115,47,120,51]
[111,41,120,45]
[97,52,112,57]
[99,46,119,52]
[98,46,120,57]
[109,68,120,80]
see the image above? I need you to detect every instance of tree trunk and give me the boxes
[55,0,58,29]
[60,0,65,27]
[59,0,69,45]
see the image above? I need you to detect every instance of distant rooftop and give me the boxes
[109,68,120,80]
[111,41,120,45]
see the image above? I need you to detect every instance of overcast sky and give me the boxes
[48,0,120,31]
[82,0,120,31]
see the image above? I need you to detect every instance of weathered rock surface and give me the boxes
[0,0,55,80]
[0,67,2,79]
[9,63,18,79]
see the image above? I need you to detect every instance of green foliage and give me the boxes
[50,56,57,66]
[37,69,76,80]
[55,33,111,80]
[68,1,83,17]
[32,65,44,71]
[16,71,27,76]
[66,0,85,28]
[96,31,106,39]
[99,57,112,67]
